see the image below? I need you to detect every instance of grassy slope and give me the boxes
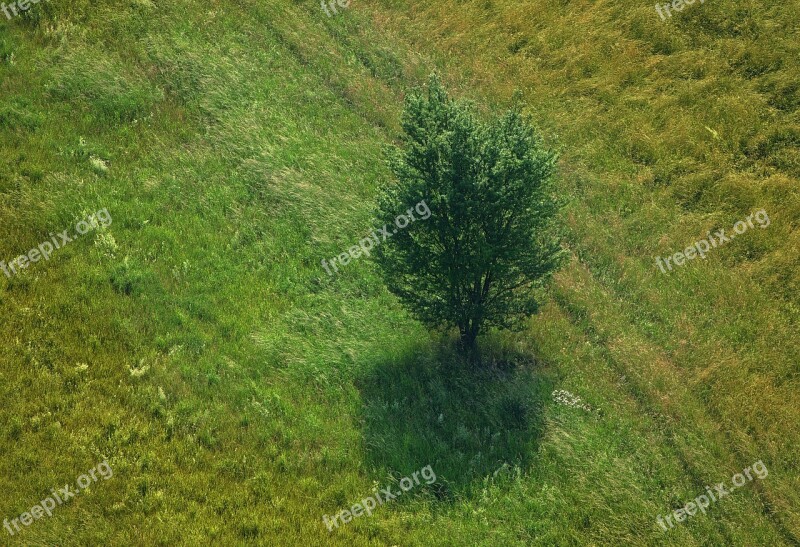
[359,0,800,543]
[0,0,797,546]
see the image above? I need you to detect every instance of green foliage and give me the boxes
[376,75,563,350]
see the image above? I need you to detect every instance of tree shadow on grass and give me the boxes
[355,338,551,502]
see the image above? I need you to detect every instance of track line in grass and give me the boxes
[552,259,798,543]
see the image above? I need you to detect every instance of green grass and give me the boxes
[0,0,798,544]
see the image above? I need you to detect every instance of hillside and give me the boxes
[0,0,798,545]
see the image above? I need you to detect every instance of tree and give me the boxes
[374,74,564,355]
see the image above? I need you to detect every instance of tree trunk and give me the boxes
[460,328,477,351]
[459,321,481,364]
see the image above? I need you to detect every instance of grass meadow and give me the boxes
[0,0,798,544]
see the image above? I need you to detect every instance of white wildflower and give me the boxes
[129,359,150,378]
[95,231,118,257]
[552,389,595,412]
[89,155,109,173]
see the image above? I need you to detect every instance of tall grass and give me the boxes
[0,0,797,544]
